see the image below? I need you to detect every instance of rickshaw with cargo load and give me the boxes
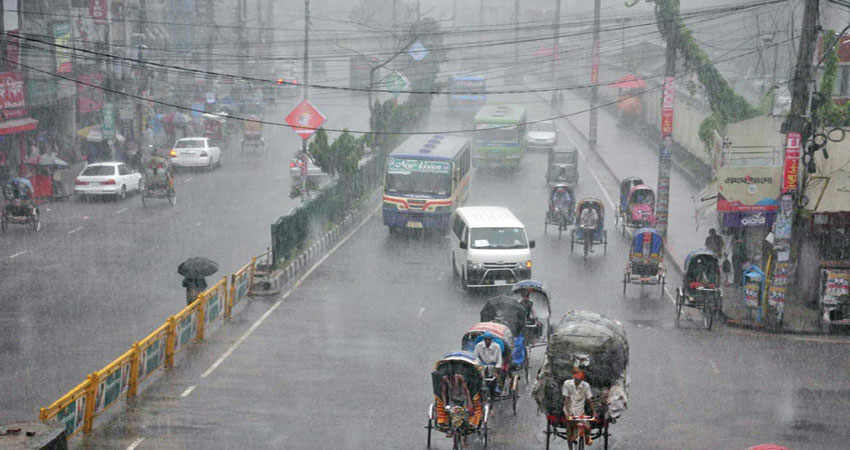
[1,178,41,232]
[545,183,575,239]
[480,296,532,382]
[426,351,490,449]
[623,228,666,296]
[532,311,629,450]
[546,146,579,186]
[571,198,608,260]
[461,322,520,414]
[675,249,722,330]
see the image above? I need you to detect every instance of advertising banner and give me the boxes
[74,12,106,65]
[174,311,197,353]
[77,73,104,113]
[782,132,802,192]
[56,395,86,437]
[53,23,72,73]
[6,30,20,68]
[716,166,781,213]
[661,76,675,137]
[94,362,130,415]
[205,283,226,325]
[0,72,27,119]
[101,103,115,139]
[233,270,250,307]
[138,333,167,381]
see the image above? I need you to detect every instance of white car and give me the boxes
[526,120,559,150]
[169,137,221,169]
[74,162,143,200]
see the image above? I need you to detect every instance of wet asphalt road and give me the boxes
[74,79,850,449]
[0,59,370,422]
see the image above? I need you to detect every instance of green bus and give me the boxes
[472,104,527,168]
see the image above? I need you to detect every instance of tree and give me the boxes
[308,128,364,179]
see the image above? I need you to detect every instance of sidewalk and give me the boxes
[539,79,823,334]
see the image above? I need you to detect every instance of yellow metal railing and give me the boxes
[40,254,261,436]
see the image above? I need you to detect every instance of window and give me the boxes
[838,65,850,98]
[452,216,466,240]
[469,228,528,249]
[176,139,206,149]
[81,165,115,176]
[118,165,130,175]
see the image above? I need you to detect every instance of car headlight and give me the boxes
[467,261,484,271]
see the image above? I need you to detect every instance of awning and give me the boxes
[0,117,38,135]
[805,170,850,213]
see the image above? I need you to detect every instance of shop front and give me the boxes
[0,72,38,185]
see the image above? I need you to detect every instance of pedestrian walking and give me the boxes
[705,228,724,256]
[732,234,747,285]
[182,276,208,305]
[0,149,8,185]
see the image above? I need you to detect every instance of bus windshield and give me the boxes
[385,158,452,197]
[475,125,518,145]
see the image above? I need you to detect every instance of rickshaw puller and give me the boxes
[440,373,474,440]
[563,367,597,447]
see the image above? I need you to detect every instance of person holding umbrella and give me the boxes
[178,257,218,305]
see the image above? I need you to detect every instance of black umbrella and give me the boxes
[178,257,218,278]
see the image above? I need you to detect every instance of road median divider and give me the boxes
[38,253,265,439]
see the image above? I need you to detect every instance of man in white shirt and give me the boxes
[563,367,597,447]
[580,206,599,230]
[474,332,503,392]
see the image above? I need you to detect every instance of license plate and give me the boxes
[406,221,423,228]
[494,280,507,286]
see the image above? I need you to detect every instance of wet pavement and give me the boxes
[0,59,369,422]
[73,78,850,449]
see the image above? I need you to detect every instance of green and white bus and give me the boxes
[472,104,527,168]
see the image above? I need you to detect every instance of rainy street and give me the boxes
[78,77,850,449]
[3,1,850,450]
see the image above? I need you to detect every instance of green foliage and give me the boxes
[651,0,759,125]
[811,29,850,127]
[698,115,722,152]
[331,130,364,179]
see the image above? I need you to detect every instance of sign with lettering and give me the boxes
[0,72,27,119]
[782,132,802,192]
[387,158,451,174]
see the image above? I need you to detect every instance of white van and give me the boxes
[450,206,535,289]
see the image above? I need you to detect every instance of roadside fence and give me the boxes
[38,251,265,438]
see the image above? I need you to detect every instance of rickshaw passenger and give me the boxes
[519,292,543,340]
[552,188,572,211]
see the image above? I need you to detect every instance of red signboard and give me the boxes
[782,132,802,192]
[90,0,107,20]
[284,100,326,140]
[77,73,104,113]
[660,76,676,136]
[0,72,27,119]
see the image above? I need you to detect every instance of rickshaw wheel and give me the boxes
[558,221,563,240]
[622,273,628,295]
[141,193,147,207]
[426,410,433,448]
[453,429,461,449]
[31,212,40,232]
[1,219,7,232]
[524,356,530,383]
[703,298,715,330]
[483,419,488,447]
[602,422,609,450]
[168,191,176,206]
[583,238,590,260]
[570,231,575,252]
[545,422,552,450]
[603,231,608,254]
[544,218,548,235]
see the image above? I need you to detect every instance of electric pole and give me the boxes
[656,0,679,238]
[551,0,561,104]
[301,0,311,202]
[588,0,601,147]
[514,0,520,67]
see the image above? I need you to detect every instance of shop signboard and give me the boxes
[90,0,107,21]
[716,165,781,213]
[101,103,115,139]
[6,30,20,68]
[77,73,104,113]
[53,23,73,73]
[0,72,27,119]
[782,132,802,193]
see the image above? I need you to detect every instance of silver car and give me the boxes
[526,120,559,150]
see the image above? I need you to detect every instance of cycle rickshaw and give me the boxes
[426,351,489,449]
[675,249,722,329]
[461,322,520,414]
[571,198,608,260]
[480,295,531,382]
[545,183,575,239]
[512,280,552,353]
[141,155,176,206]
[623,228,666,296]
[1,178,41,232]
[617,184,656,235]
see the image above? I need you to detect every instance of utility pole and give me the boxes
[656,0,679,238]
[588,0,601,147]
[773,0,819,312]
[301,0,310,202]
[550,0,561,104]
[206,0,214,73]
[236,0,243,77]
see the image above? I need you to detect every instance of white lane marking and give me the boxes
[201,204,379,379]
[418,307,426,318]
[195,222,201,227]
[9,250,28,258]
[184,177,194,183]
[708,360,720,375]
[116,207,128,215]
[83,216,90,220]
[68,226,84,234]
[126,437,145,450]
[180,385,196,398]
[557,121,616,209]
